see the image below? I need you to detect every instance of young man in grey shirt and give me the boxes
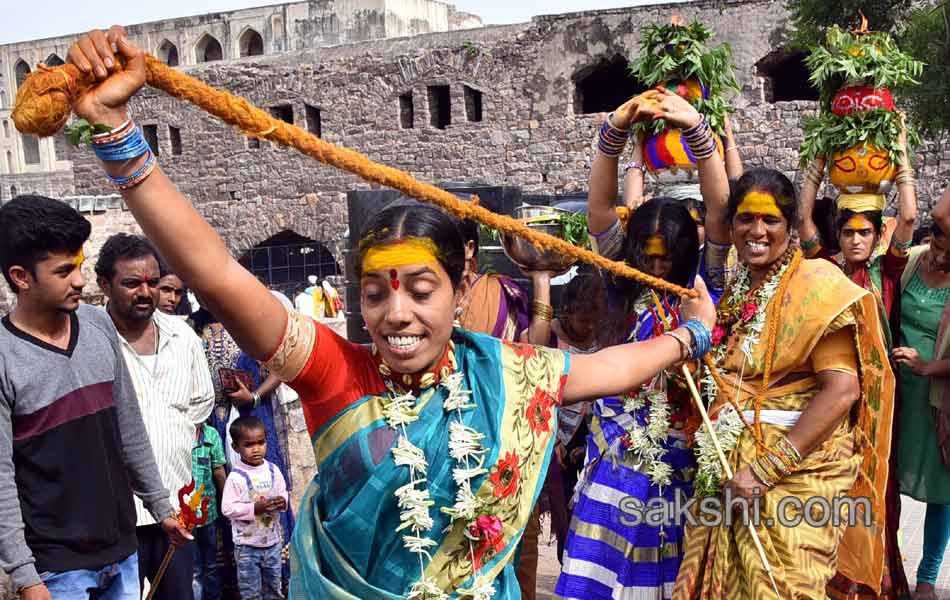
[0,196,190,600]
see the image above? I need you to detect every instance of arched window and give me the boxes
[14,60,31,89]
[21,135,40,166]
[237,230,340,290]
[756,50,819,103]
[157,40,179,66]
[44,54,64,66]
[573,54,648,114]
[195,34,223,63]
[2,120,9,138]
[10,185,17,198]
[239,28,264,57]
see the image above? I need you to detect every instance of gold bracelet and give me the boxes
[531,300,554,322]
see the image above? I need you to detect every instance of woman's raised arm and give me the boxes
[68,27,286,360]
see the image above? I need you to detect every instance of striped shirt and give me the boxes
[112,308,215,527]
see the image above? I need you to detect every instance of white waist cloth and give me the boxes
[741,409,802,428]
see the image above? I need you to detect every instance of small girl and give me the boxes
[221,416,288,600]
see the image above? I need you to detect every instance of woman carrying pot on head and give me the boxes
[890,187,950,600]
[672,168,895,600]
[66,27,718,600]
[555,88,728,600]
[799,124,916,600]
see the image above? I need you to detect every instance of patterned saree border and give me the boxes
[423,341,569,594]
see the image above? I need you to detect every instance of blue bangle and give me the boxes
[107,150,155,187]
[93,126,150,162]
[681,318,712,360]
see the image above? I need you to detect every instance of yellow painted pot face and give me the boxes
[829,144,897,194]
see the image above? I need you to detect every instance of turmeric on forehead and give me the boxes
[736,190,785,218]
[361,237,440,273]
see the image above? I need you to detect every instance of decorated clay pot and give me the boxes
[831,85,895,117]
[662,77,709,103]
[829,143,897,194]
[644,128,723,173]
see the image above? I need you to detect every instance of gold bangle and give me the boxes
[531,300,554,322]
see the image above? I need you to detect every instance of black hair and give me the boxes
[613,197,700,299]
[230,416,266,445]
[835,209,884,237]
[914,221,935,245]
[357,204,466,289]
[683,197,706,225]
[0,195,91,294]
[727,168,799,226]
[561,268,605,316]
[157,254,174,278]
[931,221,947,240]
[191,306,220,332]
[94,233,158,283]
[457,219,480,256]
[814,197,840,253]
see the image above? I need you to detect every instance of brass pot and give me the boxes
[501,205,578,272]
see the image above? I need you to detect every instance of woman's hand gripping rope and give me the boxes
[12,25,696,299]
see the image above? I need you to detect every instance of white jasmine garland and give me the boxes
[382,354,494,600]
[693,405,745,495]
[457,573,498,600]
[620,386,674,490]
[407,576,449,600]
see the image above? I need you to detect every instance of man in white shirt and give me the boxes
[96,234,215,600]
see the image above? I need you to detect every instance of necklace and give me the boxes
[373,341,497,600]
[696,245,801,494]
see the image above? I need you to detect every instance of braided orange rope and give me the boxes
[11,56,694,298]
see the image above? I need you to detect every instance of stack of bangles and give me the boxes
[596,113,630,157]
[92,119,157,190]
[895,165,917,188]
[531,300,554,322]
[750,435,803,488]
[681,117,718,160]
[663,318,712,361]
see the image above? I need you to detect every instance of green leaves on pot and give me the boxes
[627,21,739,137]
[799,108,920,169]
[805,25,924,109]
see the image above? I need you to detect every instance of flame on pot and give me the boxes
[854,10,871,35]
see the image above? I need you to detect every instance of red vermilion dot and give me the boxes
[389,269,400,290]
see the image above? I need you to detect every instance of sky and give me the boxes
[0,1,667,45]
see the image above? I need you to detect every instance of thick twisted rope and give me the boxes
[12,56,695,298]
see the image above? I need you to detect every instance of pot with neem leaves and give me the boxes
[500,204,582,273]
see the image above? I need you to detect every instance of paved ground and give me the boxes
[535,494,950,599]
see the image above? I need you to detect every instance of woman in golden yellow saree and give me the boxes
[66,27,719,600]
[672,168,895,599]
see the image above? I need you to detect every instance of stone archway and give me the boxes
[195,33,223,63]
[573,54,648,114]
[756,49,819,102]
[237,230,340,299]
[157,39,180,66]
[238,28,265,57]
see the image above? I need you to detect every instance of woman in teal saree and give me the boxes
[68,27,718,599]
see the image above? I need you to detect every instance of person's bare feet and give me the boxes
[913,582,938,600]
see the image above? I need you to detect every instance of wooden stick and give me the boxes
[680,364,783,598]
[144,545,177,600]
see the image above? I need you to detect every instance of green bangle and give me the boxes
[252,392,261,408]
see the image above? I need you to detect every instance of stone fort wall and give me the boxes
[57,0,950,259]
